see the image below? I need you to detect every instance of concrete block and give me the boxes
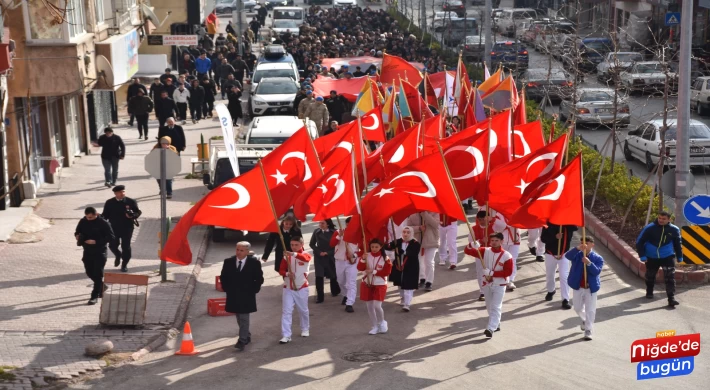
[84,339,114,356]
[687,271,709,284]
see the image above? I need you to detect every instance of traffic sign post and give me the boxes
[682,194,710,226]
[665,12,680,26]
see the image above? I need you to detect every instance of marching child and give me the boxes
[492,211,521,291]
[469,210,496,301]
[330,217,359,313]
[464,232,513,339]
[357,238,393,335]
[566,237,604,341]
[278,236,311,344]
[385,227,421,312]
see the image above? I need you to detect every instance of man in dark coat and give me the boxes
[126,79,147,126]
[154,91,178,127]
[159,68,178,85]
[157,118,186,154]
[188,79,205,123]
[217,58,236,99]
[221,241,264,351]
[75,206,115,305]
[102,185,141,272]
[386,226,421,312]
[309,220,341,303]
[201,76,218,118]
[325,90,347,124]
[178,53,196,76]
[127,89,154,140]
[92,127,125,187]
[231,54,249,86]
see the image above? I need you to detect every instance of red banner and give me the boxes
[311,76,377,102]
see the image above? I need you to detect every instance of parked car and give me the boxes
[619,61,678,94]
[518,68,573,102]
[497,8,537,37]
[691,76,710,116]
[243,115,318,144]
[459,35,487,62]
[490,40,529,71]
[215,0,256,13]
[432,11,463,32]
[271,19,301,35]
[596,52,644,83]
[334,0,356,7]
[624,119,710,171]
[443,18,478,46]
[442,0,466,17]
[559,88,630,127]
[264,0,294,9]
[249,77,299,116]
[560,37,613,73]
[522,19,551,43]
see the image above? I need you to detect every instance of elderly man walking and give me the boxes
[220,241,264,351]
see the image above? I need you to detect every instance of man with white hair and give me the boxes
[220,241,264,352]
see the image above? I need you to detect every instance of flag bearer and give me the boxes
[492,211,520,291]
[541,223,578,310]
[330,217,359,313]
[357,239,393,335]
[566,237,604,341]
[279,236,311,344]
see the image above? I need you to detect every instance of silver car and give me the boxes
[624,119,710,171]
[559,88,630,127]
[596,52,644,83]
[619,61,678,94]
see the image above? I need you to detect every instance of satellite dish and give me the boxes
[95,55,115,90]
[142,3,163,28]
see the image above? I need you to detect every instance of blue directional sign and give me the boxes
[683,195,710,226]
[665,12,680,26]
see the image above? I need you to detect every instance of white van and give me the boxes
[498,8,537,37]
[272,7,305,25]
[243,116,318,144]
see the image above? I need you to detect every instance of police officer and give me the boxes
[75,207,114,305]
[101,185,142,272]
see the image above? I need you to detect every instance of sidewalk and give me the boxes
[0,107,225,388]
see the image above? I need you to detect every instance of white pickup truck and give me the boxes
[202,140,280,242]
[691,76,710,116]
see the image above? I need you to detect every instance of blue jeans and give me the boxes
[102,157,119,184]
[156,179,173,195]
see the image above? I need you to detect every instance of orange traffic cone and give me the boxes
[175,321,200,356]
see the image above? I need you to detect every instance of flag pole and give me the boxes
[484,120,493,247]
[379,153,400,265]
[356,111,369,192]
[580,151,587,285]
[257,159,296,291]
[556,128,574,256]
[351,138,370,286]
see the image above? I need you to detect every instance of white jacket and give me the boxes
[173,88,190,103]
[492,212,520,246]
[357,252,391,286]
[465,246,513,287]
[280,250,311,290]
[332,230,358,262]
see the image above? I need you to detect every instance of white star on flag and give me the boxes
[515,179,530,194]
[271,170,288,185]
[375,187,394,198]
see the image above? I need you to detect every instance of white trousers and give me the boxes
[366,300,385,328]
[545,254,570,300]
[527,228,546,256]
[503,244,520,282]
[573,288,597,334]
[438,223,458,264]
[336,260,358,306]
[418,247,438,283]
[475,258,485,294]
[482,283,506,331]
[398,288,414,306]
[281,288,309,338]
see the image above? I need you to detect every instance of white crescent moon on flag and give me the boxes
[444,146,484,180]
[538,175,566,201]
[513,130,531,158]
[388,171,437,198]
[323,174,346,206]
[362,113,380,130]
[476,127,497,153]
[526,152,558,178]
[210,183,251,209]
[281,151,312,181]
[389,145,405,163]
[336,141,353,154]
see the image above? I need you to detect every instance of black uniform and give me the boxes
[541,223,577,256]
[262,227,299,272]
[101,197,142,269]
[309,228,340,301]
[325,94,347,124]
[75,216,114,299]
[154,97,178,126]
[386,238,421,290]
[201,79,217,117]
[127,83,148,125]
[227,89,243,125]
[189,85,206,120]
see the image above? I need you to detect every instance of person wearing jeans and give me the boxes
[93,127,125,187]
[636,211,683,307]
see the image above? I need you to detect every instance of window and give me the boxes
[66,0,86,38]
[95,0,105,25]
[24,0,87,41]
[642,126,657,141]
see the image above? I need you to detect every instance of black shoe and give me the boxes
[105,182,111,188]
[345,305,354,313]
[528,247,536,256]
[121,266,128,273]
[144,136,148,140]
[484,329,493,338]
[316,297,324,304]
[128,122,133,126]
[545,291,555,301]
[419,279,426,287]
[646,292,654,299]
[114,257,121,267]
[88,298,98,305]
[668,298,679,307]
[561,299,571,310]
[342,297,347,305]
[495,327,501,332]
[536,256,545,262]
[234,341,245,351]
[478,294,485,301]
[425,282,432,292]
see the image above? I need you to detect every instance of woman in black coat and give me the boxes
[261,216,301,272]
[385,226,420,312]
[227,85,243,126]
[309,219,340,303]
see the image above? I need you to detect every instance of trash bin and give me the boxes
[99,273,149,326]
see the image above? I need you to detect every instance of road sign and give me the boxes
[682,194,710,225]
[681,225,710,264]
[147,35,163,45]
[144,149,182,180]
[665,12,680,26]
[162,35,199,46]
[660,168,695,198]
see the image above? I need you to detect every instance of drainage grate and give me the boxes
[342,352,393,362]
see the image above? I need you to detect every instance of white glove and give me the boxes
[488,270,495,277]
[483,268,490,275]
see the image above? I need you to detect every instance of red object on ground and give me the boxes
[207,298,231,317]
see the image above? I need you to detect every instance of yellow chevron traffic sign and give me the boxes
[681,226,710,264]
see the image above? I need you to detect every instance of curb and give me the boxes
[131,229,211,361]
[584,209,710,285]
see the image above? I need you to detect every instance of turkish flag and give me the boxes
[343,152,466,242]
[513,88,527,126]
[162,127,321,265]
[440,129,490,203]
[513,120,546,159]
[294,152,358,221]
[380,53,423,88]
[487,134,568,218]
[358,106,387,142]
[311,76,377,102]
[317,121,367,169]
[465,110,511,169]
[400,79,427,122]
[365,124,421,183]
[420,114,446,149]
[508,154,584,229]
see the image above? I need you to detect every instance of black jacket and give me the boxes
[231,59,248,73]
[179,59,196,75]
[201,79,217,102]
[75,216,114,255]
[161,83,177,99]
[127,95,154,116]
[155,97,178,120]
[149,82,163,102]
[262,227,300,272]
[541,223,578,256]
[157,125,186,151]
[159,74,178,85]
[227,90,243,118]
[97,134,125,160]
[218,63,235,79]
[325,95,347,122]
[386,239,421,289]
[189,85,205,104]
[220,255,264,314]
[127,83,148,102]
[101,197,142,231]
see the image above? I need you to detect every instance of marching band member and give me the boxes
[385,227,421,312]
[527,227,546,262]
[330,217,359,313]
[439,214,459,269]
[357,239,393,335]
[541,222,578,310]
[278,236,311,344]
[492,211,520,291]
[464,232,513,338]
[469,210,496,301]
[407,211,440,292]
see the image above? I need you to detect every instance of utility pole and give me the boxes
[484,0,492,70]
[674,2,692,226]
[235,0,244,56]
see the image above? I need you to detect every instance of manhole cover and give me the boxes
[342,352,393,362]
